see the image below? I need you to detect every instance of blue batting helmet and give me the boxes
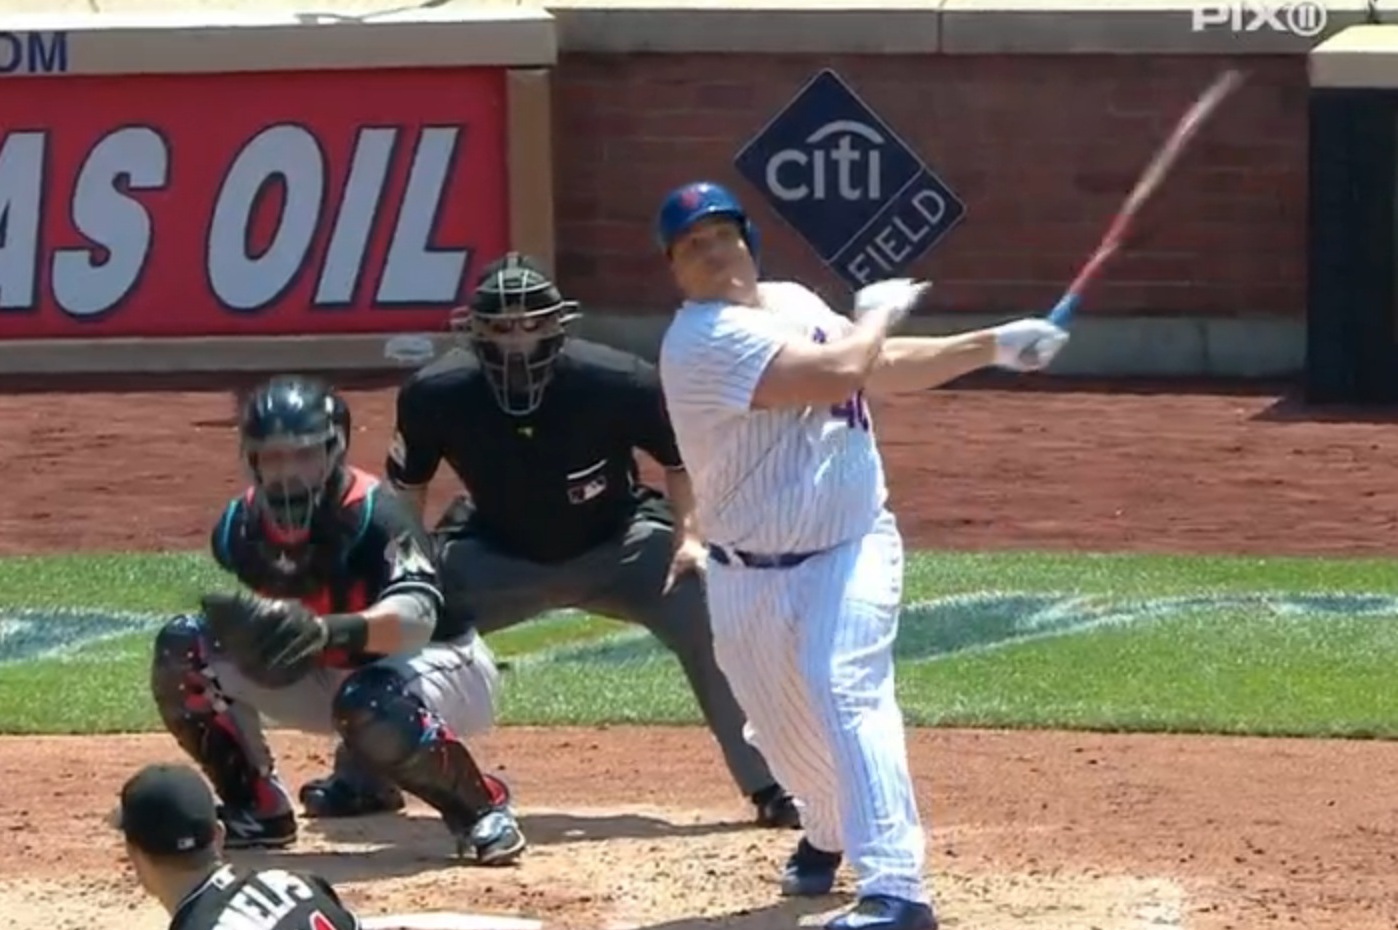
[655,181,759,257]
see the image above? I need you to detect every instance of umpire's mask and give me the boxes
[451,252,581,416]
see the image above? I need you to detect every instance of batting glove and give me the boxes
[991,318,1070,372]
[852,278,930,330]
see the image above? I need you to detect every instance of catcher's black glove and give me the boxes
[201,591,328,689]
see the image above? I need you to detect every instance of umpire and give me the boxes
[113,763,359,930]
[384,251,799,828]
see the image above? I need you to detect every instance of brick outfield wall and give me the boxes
[552,53,1307,322]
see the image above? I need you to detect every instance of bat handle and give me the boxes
[1047,293,1080,327]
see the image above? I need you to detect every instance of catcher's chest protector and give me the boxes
[233,474,380,614]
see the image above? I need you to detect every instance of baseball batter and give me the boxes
[148,375,524,865]
[653,181,1069,930]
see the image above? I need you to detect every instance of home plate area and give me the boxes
[0,804,1184,930]
[0,727,1262,930]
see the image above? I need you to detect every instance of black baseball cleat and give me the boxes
[443,772,526,865]
[299,775,406,818]
[824,895,937,930]
[447,807,527,866]
[752,784,802,829]
[780,838,842,897]
[470,809,528,865]
[218,806,297,849]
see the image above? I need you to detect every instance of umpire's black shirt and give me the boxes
[170,863,358,930]
[387,340,683,563]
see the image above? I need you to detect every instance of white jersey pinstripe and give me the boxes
[658,279,928,906]
[658,281,888,554]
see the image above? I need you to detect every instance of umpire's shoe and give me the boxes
[825,896,937,930]
[753,784,802,829]
[779,839,841,896]
[299,776,406,818]
[218,805,297,850]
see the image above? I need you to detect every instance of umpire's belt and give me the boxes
[707,543,822,570]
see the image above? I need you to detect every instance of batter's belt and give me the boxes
[705,544,827,570]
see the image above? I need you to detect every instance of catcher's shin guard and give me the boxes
[150,614,292,820]
[300,742,407,818]
[331,664,524,864]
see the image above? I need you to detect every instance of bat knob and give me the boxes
[1047,294,1080,327]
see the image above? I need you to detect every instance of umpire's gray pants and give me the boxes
[437,509,777,797]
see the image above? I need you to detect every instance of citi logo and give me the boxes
[764,120,886,202]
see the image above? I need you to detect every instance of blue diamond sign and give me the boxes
[734,69,966,290]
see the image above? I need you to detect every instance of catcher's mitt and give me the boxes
[201,591,327,689]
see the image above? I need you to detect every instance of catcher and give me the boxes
[148,374,524,865]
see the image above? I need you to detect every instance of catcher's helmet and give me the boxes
[655,181,759,257]
[239,375,349,544]
[451,252,581,416]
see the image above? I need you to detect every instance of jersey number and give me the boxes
[811,326,870,431]
[830,391,870,431]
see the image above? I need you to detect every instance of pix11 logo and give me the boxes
[1190,0,1328,37]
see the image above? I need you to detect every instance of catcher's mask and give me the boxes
[450,252,580,416]
[239,375,349,545]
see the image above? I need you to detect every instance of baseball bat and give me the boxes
[1047,68,1246,328]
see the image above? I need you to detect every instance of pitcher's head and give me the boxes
[114,764,225,898]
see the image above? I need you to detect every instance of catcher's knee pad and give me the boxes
[332,664,507,819]
[331,664,429,770]
[151,613,216,719]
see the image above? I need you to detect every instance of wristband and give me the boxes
[322,613,370,653]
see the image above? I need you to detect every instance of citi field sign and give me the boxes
[0,68,509,338]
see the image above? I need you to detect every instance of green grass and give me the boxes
[3,549,1398,736]
[896,608,1398,736]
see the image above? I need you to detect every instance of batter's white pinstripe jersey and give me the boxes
[659,281,888,554]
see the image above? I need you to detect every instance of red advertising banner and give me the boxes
[0,67,508,338]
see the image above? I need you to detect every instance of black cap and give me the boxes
[116,764,218,855]
[470,252,565,316]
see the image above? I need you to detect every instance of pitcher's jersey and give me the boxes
[659,281,887,553]
[169,863,358,930]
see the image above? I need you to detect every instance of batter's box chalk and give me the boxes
[362,912,542,930]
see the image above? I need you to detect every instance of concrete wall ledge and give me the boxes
[546,0,1381,54]
[1310,23,1398,87]
[0,315,1299,378]
[0,7,556,75]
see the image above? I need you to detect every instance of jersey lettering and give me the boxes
[309,911,336,930]
[211,869,316,930]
